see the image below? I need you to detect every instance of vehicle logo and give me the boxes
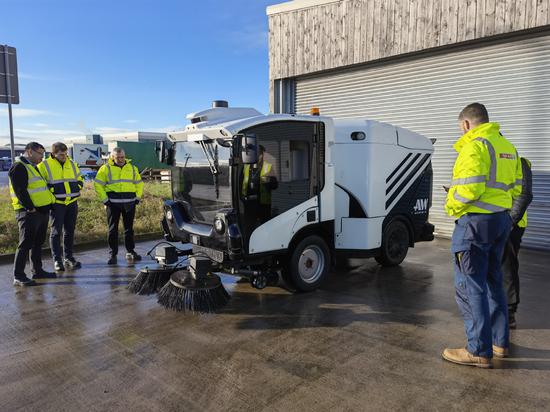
[413,198,429,214]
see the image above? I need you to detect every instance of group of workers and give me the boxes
[8,143,143,286]
[7,103,532,370]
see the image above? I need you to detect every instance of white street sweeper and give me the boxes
[146,101,434,312]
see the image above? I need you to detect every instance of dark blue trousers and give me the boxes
[451,211,512,358]
[50,202,78,262]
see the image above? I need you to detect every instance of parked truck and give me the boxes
[158,101,434,292]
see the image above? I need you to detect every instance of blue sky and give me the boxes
[0,0,279,146]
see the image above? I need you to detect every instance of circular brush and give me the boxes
[128,264,177,295]
[157,269,230,313]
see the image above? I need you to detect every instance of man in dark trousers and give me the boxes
[38,142,84,272]
[502,157,533,329]
[8,142,56,286]
[94,148,143,264]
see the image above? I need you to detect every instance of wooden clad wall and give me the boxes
[268,0,550,80]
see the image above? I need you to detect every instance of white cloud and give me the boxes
[0,125,86,147]
[15,128,83,136]
[0,108,57,118]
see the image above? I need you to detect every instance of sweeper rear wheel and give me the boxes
[157,270,230,313]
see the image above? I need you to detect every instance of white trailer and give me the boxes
[160,101,434,291]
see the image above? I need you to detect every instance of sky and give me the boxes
[0,0,279,146]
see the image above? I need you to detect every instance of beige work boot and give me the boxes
[442,347,492,368]
[492,345,509,358]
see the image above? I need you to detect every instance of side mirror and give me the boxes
[241,133,258,164]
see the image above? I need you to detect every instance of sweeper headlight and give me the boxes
[166,209,174,222]
[214,217,225,234]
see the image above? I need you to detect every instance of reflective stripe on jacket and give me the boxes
[93,158,143,204]
[445,122,522,218]
[10,159,54,210]
[242,162,272,205]
[38,155,83,205]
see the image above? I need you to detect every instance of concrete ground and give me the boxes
[1,239,549,412]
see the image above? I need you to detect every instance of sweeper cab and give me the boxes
[158,101,435,292]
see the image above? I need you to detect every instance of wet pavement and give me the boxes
[1,238,549,411]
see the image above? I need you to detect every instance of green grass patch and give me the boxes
[0,182,171,255]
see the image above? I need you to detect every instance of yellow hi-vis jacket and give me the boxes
[445,122,522,218]
[94,158,143,204]
[10,159,55,210]
[38,155,83,205]
[242,162,272,205]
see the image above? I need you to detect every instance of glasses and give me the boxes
[31,149,45,157]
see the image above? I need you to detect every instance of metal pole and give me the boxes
[3,45,16,162]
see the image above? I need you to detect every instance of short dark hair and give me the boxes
[51,142,68,153]
[25,142,45,152]
[259,145,266,153]
[458,103,489,124]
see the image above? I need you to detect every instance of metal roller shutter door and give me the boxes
[295,34,550,251]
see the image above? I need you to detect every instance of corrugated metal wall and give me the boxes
[294,34,550,250]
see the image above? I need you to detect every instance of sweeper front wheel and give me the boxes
[284,235,330,292]
[157,270,230,313]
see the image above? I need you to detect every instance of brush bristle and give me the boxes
[128,267,173,295]
[157,275,230,313]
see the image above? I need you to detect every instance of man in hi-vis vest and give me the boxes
[94,148,143,264]
[9,142,56,286]
[38,142,84,272]
[443,103,522,368]
[241,145,277,224]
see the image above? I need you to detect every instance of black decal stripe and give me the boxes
[386,153,412,183]
[385,154,431,209]
[335,183,368,218]
[386,153,421,195]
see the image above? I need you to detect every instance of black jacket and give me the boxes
[509,157,533,226]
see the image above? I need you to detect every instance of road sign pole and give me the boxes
[3,45,16,162]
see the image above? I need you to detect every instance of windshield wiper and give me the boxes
[199,141,219,176]
[199,141,220,199]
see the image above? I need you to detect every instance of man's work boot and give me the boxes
[13,276,36,287]
[107,255,117,265]
[64,258,82,270]
[492,345,509,358]
[54,260,65,272]
[442,347,492,368]
[125,251,142,263]
[32,269,57,279]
